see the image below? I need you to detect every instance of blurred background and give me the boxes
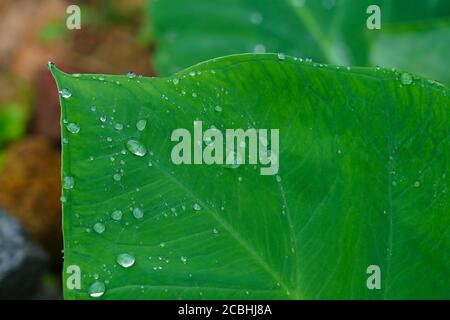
[0,0,154,299]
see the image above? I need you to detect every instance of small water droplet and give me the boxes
[89,281,106,298]
[66,123,80,134]
[414,181,420,187]
[276,175,282,182]
[59,88,72,99]
[113,174,122,182]
[172,78,179,85]
[193,203,201,211]
[400,73,413,85]
[133,207,144,219]
[63,176,74,189]
[117,253,135,268]
[136,120,147,131]
[126,139,147,157]
[114,123,123,130]
[277,53,286,60]
[93,222,105,234]
[127,71,136,78]
[111,210,123,221]
[214,105,222,112]
[100,115,107,123]
[180,256,188,264]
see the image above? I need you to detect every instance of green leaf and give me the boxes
[0,103,29,148]
[51,54,450,299]
[150,0,450,83]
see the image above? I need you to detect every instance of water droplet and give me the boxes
[126,139,147,157]
[136,120,147,131]
[66,123,80,134]
[277,53,286,60]
[93,222,105,234]
[180,256,188,264]
[111,210,123,221]
[59,88,72,99]
[127,71,136,78]
[114,123,123,130]
[89,281,105,298]
[172,78,179,85]
[214,105,222,112]
[400,73,413,85]
[276,175,282,182]
[100,115,107,123]
[193,203,201,211]
[414,181,420,187]
[117,253,135,268]
[133,207,144,219]
[113,174,122,182]
[63,176,74,189]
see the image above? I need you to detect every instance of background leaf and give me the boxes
[51,54,450,299]
[150,0,450,84]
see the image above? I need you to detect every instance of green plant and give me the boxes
[51,54,450,299]
[151,0,450,84]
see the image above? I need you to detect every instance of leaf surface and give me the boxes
[51,54,450,299]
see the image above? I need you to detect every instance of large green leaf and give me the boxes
[51,54,450,299]
[150,0,450,84]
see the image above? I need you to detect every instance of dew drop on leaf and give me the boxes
[126,139,147,157]
[117,253,135,268]
[93,222,105,234]
[63,176,74,189]
[66,123,80,134]
[59,88,72,99]
[111,210,123,221]
[277,53,286,60]
[193,203,201,211]
[136,120,147,131]
[133,207,144,219]
[180,256,188,264]
[89,281,106,298]
[400,73,413,85]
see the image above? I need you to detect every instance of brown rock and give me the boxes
[0,136,62,264]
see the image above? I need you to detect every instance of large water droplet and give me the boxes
[111,210,123,221]
[93,222,105,234]
[59,88,72,99]
[66,123,80,134]
[133,207,144,219]
[136,120,147,131]
[117,253,135,268]
[89,281,106,298]
[63,176,74,189]
[126,139,147,157]
[400,73,413,85]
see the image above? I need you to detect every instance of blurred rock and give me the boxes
[0,137,62,264]
[0,207,48,299]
